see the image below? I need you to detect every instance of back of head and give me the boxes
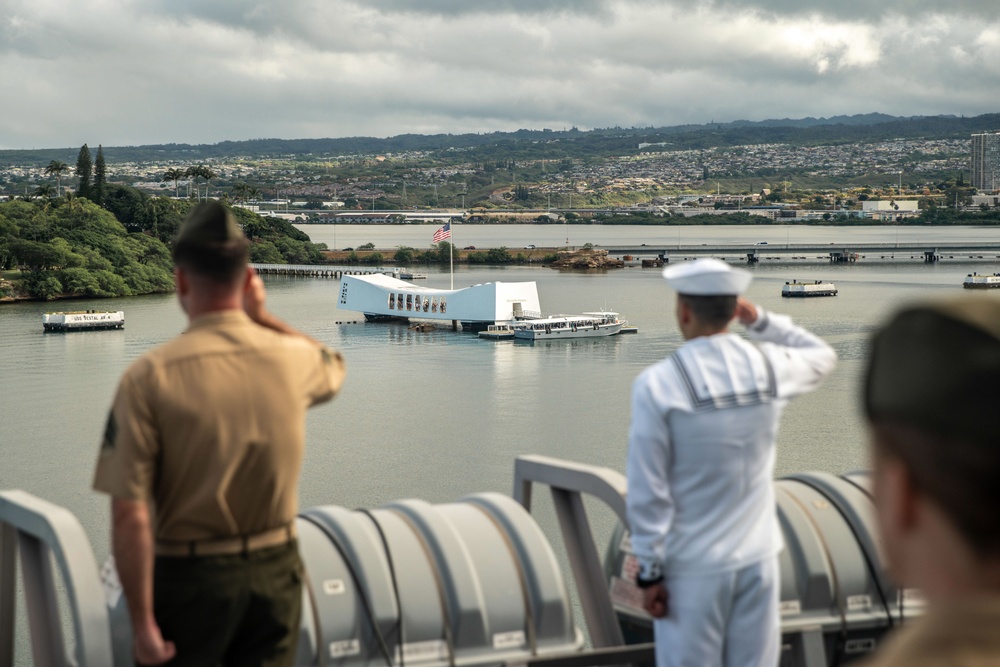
[662,259,749,330]
[865,297,1000,556]
[677,294,738,329]
[172,201,250,285]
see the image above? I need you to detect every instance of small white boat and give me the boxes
[43,310,125,332]
[781,280,838,297]
[513,312,624,341]
[962,273,1000,289]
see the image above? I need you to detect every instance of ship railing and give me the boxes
[0,490,115,667]
[512,455,655,667]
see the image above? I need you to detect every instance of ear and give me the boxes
[241,266,255,293]
[676,299,692,326]
[174,267,188,296]
[873,448,919,580]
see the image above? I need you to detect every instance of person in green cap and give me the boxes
[860,297,1000,666]
[93,201,345,665]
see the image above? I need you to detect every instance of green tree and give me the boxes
[250,240,285,264]
[163,168,185,198]
[32,185,55,200]
[75,145,92,198]
[93,146,107,206]
[393,246,415,263]
[102,184,150,233]
[23,272,63,299]
[186,165,216,201]
[10,239,67,270]
[44,160,70,197]
[60,267,101,295]
[485,247,513,263]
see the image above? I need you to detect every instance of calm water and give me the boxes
[2,225,999,571]
[296,221,1000,249]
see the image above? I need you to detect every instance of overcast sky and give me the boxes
[1,0,998,150]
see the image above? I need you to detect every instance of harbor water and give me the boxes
[2,225,999,653]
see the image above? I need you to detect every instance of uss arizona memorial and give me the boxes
[338,274,541,327]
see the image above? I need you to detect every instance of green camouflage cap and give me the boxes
[865,296,1000,443]
[175,201,245,248]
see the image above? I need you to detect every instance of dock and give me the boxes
[249,263,402,278]
[478,325,517,340]
[604,242,1000,264]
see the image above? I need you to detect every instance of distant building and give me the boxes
[862,199,920,220]
[971,132,1000,191]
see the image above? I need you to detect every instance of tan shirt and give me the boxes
[859,596,1000,667]
[93,310,345,542]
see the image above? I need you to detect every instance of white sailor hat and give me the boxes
[661,258,752,296]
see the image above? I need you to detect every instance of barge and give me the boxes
[962,272,1000,289]
[42,310,125,332]
[782,280,838,297]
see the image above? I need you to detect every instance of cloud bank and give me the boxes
[0,0,997,148]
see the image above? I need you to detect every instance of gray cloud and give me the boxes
[0,0,997,149]
[706,0,998,20]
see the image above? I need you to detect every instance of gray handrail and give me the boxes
[513,455,629,652]
[0,490,114,667]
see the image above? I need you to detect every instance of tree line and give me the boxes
[0,181,328,301]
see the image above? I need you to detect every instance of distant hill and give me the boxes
[2,112,997,165]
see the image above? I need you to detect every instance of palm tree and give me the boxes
[44,160,70,197]
[32,184,55,199]
[163,168,185,198]
[184,166,199,200]
[200,166,216,200]
[185,165,216,201]
[63,191,80,213]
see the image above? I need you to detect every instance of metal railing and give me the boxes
[0,490,114,667]
[512,455,654,666]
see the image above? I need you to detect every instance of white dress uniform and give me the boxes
[626,260,836,667]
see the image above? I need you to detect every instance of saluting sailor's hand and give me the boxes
[735,297,759,326]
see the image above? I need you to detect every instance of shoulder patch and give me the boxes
[101,412,118,451]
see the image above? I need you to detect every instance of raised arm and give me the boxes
[242,269,322,345]
[738,297,837,397]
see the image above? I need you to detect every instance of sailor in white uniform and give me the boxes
[626,259,836,667]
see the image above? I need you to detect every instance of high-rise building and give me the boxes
[971,132,1000,191]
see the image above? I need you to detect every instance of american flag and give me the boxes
[432,222,451,243]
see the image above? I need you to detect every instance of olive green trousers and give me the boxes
[152,541,303,667]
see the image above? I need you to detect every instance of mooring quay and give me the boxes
[604,242,1000,263]
[250,263,402,278]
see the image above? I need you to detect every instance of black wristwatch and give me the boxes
[635,574,664,589]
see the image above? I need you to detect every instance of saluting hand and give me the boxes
[642,582,670,619]
[243,268,268,323]
[734,297,759,326]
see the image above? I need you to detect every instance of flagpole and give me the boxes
[449,225,454,290]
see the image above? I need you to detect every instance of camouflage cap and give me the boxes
[175,201,246,248]
[865,297,1000,443]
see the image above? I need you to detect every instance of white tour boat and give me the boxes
[338,273,542,329]
[781,280,838,297]
[42,310,125,332]
[962,272,1000,289]
[513,312,624,341]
